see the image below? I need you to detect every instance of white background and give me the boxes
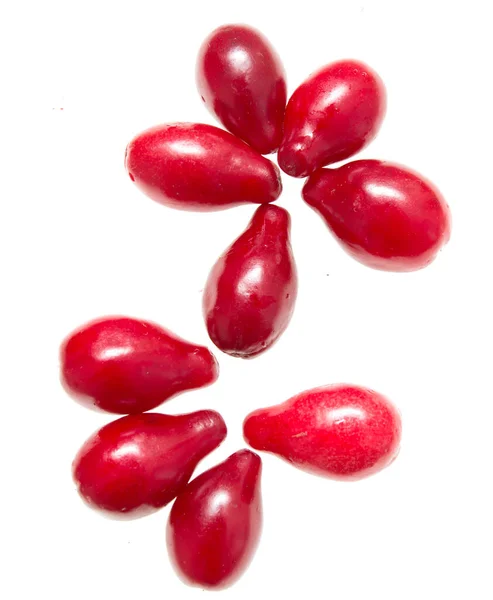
[1,0,492,598]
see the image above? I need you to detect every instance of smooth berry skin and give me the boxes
[167,450,262,589]
[203,205,297,358]
[60,317,219,414]
[125,123,282,211]
[197,24,287,155]
[278,60,386,177]
[243,384,401,480]
[73,411,227,518]
[302,160,451,272]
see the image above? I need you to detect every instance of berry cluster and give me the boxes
[60,24,450,590]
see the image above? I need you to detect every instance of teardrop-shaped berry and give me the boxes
[243,384,401,480]
[125,123,282,211]
[197,24,286,154]
[73,410,227,517]
[302,160,451,271]
[60,316,219,414]
[167,449,262,589]
[203,204,297,358]
[278,60,386,177]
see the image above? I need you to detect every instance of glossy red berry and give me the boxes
[167,450,262,589]
[73,411,227,517]
[278,60,386,177]
[197,24,287,154]
[125,123,282,211]
[243,384,401,480]
[203,204,297,358]
[302,160,451,271]
[60,316,219,414]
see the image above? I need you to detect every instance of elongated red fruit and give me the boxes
[302,160,451,271]
[167,450,262,589]
[278,60,386,177]
[73,411,227,517]
[203,204,297,358]
[243,384,401,480]
[197,24,287,154]
[125,123,282,211]
[60,316,219,414]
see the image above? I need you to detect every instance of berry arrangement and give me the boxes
[60,24,451,590]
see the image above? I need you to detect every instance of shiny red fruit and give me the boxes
[303,160,451,271]
[125,123,282,211]
[197,24,287,155]
[73,411,227,517]
[243,384,401,480]
[278,60,386,177]
[167,450,262,589]
[60,316,218,414]
[203,204,297,358]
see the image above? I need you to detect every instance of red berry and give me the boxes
[302,160,451,271]
[73,411,227,517]
[278,60,386,177]
[125,123,282,211]
[243,384,401,480]
[203,204,297,358]
[60,316,218,414]
[167,450,262,589]
[197,24,286,154]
